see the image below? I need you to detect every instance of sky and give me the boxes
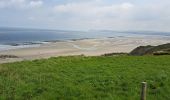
[0,0,170,31]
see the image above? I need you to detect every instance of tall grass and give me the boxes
[0,55,170,100]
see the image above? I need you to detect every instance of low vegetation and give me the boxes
[0,55,18,59]
[130,43,170,56]
[0,55,170,100]
[101,52,128,56]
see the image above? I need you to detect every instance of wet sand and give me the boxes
[0,36,170,63]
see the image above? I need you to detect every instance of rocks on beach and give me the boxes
[0,55,19,59]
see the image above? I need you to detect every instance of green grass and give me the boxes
[0,55,170,100]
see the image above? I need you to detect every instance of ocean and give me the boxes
[0,27,170,51]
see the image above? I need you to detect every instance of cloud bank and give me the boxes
[0,0,170,31]
[0,0,43,9]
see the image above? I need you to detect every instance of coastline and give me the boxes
[0,36,170,63]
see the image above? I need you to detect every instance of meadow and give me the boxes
[0,55,170,100]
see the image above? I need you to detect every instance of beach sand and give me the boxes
[0,36,170,63]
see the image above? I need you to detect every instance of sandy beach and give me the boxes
[0,36,170,63]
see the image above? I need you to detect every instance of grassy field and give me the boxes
[0,55,170,100]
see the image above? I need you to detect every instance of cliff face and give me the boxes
[130,43,170,56]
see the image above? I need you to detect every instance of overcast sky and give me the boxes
[0,0,170,31]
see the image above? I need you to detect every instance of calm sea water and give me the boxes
[0,27,170,51]
[0,28,138,44]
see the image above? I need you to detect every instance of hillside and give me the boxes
[0,55,170,100]
[130,43,170,56]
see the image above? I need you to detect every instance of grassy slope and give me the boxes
[0,55,170,100]
[130,43,170,56]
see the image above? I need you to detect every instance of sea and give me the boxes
[0,27,170,51]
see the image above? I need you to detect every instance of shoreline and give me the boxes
[0,36,170,63]
[0,38,96,52]
[1,35,170,52]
